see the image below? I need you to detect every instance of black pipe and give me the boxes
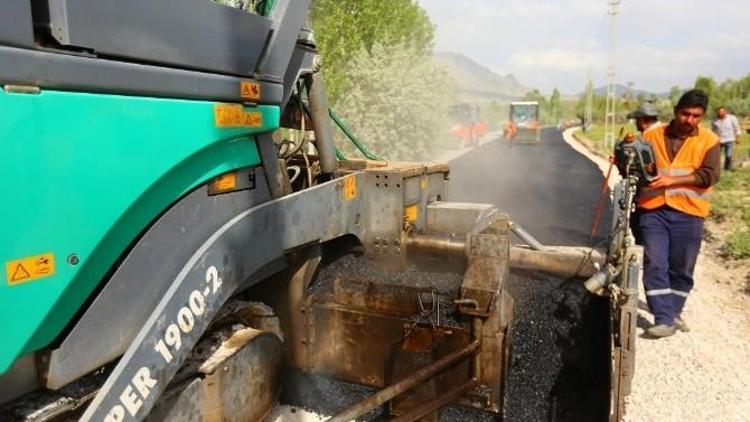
[307,72,337,179]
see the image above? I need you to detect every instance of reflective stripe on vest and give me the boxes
[640,187,712,200]
[657,168,692,176]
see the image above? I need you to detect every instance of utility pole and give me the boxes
[585,69,593,132]
[604,0,620,149]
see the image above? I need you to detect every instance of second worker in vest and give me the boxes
[626,102,662,245]
[638,89,721,338]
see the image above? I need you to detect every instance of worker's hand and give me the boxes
[648,175,678,188]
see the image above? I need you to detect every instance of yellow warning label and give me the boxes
[420,178,428,190]
[212,173,237,192]
[240,81,261,101]
[343,176,357,201]
[242,112,263,127]
[214,104,264,128]
[6,253,55,285]
[405,205,419,223]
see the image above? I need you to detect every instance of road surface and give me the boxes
[449,128,613,422]
[449,128,611,246]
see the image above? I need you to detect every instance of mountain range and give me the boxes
[434,52,529,101]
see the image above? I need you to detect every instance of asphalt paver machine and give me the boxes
[0,1,640,420]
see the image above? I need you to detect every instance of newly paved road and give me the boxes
[448,128,613,422]
[448,128,610,246]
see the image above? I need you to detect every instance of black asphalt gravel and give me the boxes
[450,129,612,422]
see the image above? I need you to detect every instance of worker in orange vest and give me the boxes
[638,89,721,338]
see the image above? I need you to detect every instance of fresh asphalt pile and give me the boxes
[450,129,612,421]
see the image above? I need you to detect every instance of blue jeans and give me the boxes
[721,141,734,170]
[639,207,703,325]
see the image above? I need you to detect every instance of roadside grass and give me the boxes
[713,165,750,258]
[575,125,750,258]
[712,133,750,259]
[735,133,750,159]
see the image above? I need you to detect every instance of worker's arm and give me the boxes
[648,143,721,188]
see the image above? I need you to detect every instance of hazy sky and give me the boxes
[418,0,750,95]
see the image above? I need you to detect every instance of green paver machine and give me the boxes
[0,1,640,420]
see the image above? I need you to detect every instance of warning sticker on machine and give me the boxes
[343,176,357,200]
[240,81,261,101]
[404,204,419,223]
[6,253,55,285]
[214,104,264,128]
[213,172,237,192]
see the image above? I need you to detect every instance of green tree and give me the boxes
[522,89,567,124]
[307,0,452,159]
[522,89,548,122]
[523,89,547,105]
[548,88,562,123]
[669,85,682,107]
[310,0,435,103]
[721,77,750,116]
[694,75,716,100]
[334,44,456,160]
[690,74,750,116]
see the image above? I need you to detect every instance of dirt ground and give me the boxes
[563,128,750,422]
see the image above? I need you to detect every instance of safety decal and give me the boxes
[212,172,237,192]
[240,81,261,101]
[405,205,419,223]
[6,253,55,285]
[343,176,357,201]
[214,104,264,128]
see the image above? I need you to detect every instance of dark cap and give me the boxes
[627,103,659,119]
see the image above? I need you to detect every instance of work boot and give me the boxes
[646,324,676,338]
[675,316,690,332]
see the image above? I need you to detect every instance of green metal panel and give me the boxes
[0,89,280,373]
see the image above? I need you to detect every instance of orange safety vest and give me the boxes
[638,126,718,218]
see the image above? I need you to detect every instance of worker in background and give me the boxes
[627,102,662,134]
[626,103,662,245]
[638,89,721,338]
[711,106,742,171]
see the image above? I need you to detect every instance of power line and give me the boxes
[585,69,593,132]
